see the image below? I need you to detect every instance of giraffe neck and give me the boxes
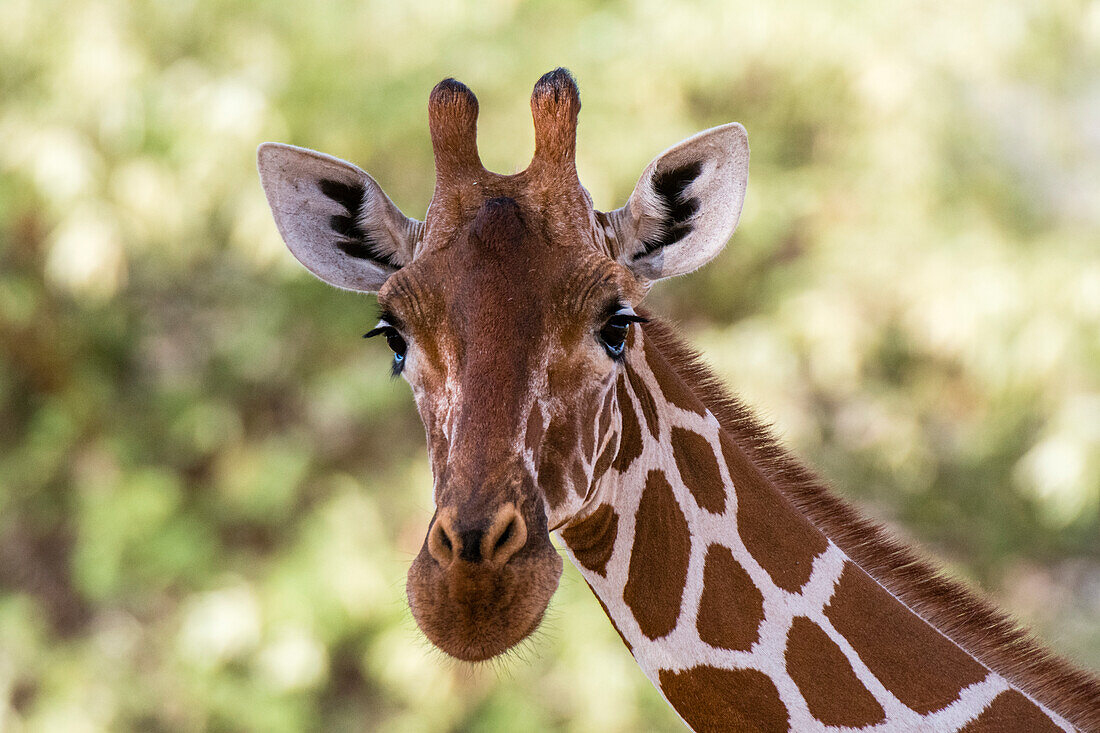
[557,319,1091,732]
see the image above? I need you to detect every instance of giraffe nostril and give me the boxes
[494,519,514,552]
[428,503,528,568]
[484,503,527,567]
[427,510,458,567]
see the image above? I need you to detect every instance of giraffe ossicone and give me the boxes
[258,69,1099,732]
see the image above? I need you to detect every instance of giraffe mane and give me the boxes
[641,315,1100,732]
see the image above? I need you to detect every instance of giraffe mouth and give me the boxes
[405,532,563,661]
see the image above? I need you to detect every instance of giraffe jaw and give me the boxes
[405,537,563,662]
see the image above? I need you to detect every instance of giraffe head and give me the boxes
[258,70,749,661]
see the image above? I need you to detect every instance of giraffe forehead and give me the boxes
[384,220,629,350]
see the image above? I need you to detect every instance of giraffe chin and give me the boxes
[405,541,563,662]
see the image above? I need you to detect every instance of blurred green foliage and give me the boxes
[1,0,1099,730]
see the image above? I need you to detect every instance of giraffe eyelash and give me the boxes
[599,304,648,359]
[364,314,408,377]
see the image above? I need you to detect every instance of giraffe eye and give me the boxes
[364,320,408,375]
[598,306,647,359]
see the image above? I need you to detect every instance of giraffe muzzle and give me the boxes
[406,496,563,662]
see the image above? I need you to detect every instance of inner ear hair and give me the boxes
[604,122,749,282]
[257,142,423,293]
[318,178,404,270]
[636,160,704,259]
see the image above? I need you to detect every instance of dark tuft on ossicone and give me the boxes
[530,67,581,169]
[428,77,483,180]
[430,78,478,109]
[532,67,580,107]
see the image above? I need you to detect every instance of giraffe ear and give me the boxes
[603,123,748,282]
[257,143,423,293]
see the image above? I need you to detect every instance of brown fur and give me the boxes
[670,426,727,514]
[623,470,692,639]
[962,690,1068,732]
[529,68,581,172]
[560,503,618,577]
[826,562,989,713]
[786,616,886,727]
[716,429,828,592]
[695,544,764,651]
[658,665,788,732]
[427,79,483,181]
[612,375,643,472]
[641,316,1100,731]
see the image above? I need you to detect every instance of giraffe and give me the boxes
[257,69,1100,731]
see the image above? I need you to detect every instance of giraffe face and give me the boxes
[381,193,641,660]
[258,69,749,661]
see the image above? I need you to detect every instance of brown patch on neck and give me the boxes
[643,333,707,416]
[960,690,1065,732]
[612,375,642,472]
[639,316,1099,729]
[658,666,789,732]
[825,563,989,715]
[669,426,726,514]
[625,361,660,440]
[561,503,618,577]
[695,544,763,651]
[720,431,827,592]
[785,616,885,727]
[623,470,689,640]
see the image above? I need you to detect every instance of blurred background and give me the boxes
[1,0,1098,730]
